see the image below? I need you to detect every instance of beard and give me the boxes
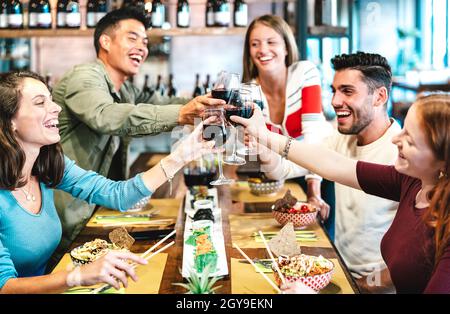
[337,98,375,135]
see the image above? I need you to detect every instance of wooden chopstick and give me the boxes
[233,243,281,293]
[140,229,176,259]
[258,230,286,286]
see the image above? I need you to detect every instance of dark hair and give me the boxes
[417,93,450,269]
[331,51,392,97]
[243,15,299,82]
[0,70,65,189]
[94,7,147,55]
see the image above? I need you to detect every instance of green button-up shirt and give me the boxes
[48,60,187,269]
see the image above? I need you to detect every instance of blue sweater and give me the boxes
[0,156,152,289]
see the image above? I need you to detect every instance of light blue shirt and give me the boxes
[0,156,152,289]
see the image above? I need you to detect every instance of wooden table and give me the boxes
[62,153,359,294]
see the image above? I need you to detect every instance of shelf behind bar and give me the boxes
[0,27,247,39]
[307,26,349,38]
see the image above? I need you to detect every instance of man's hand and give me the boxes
[178,93,225,125]
[306,179,331,221]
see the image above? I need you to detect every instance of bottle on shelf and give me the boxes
[233,0,247,27]
[65,0,81,28]
[87,0,108,28]
[155,74,165,96]
[205,0,214,27]
[45,72,52,89]
[121,0,144,9]
[193,73,204,98]
[142,74,153,94]
[167,73,177,97]
[0,0,8,29]
[176,0,189,28]
[28,0,52,29]
[314,0,333,26]
[203,74,212,93]
[6,0,23,29]
[150,0,165,28]
[56,0,68,28]
[214,0,230,27]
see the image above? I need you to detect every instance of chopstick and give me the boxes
[140,230,176,259]
[258,230,286,286]
[90,230,176,294]
[233,243,281,293]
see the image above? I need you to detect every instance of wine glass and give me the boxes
[223,88,256,165]
[237,82,262,156]
[211,71,241,103]
[202,108,234,186]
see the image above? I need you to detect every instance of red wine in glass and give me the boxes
[211,88,232,103]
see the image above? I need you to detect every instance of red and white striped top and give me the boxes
[259,61,326,141]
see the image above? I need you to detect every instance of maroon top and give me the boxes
[356,161,450,294]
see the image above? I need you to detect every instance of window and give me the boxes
[421,0,449,69]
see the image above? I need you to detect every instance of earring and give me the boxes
[439,171,447,179]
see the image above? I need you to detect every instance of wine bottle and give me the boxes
[167,74,177,97]
[122,0,144,9]
[96,0,107,22]
[155,74,165,96]
[0,0,8,29]
[65,0,81,28]
[86,0,96,28]
[214,0,230,27]
[6,0,23,29]
[56,0,68,28]
[233,0,247,27]
[176,0,189,28]
[193,73,204,98]
[314,0,332,26]
[142,74,153,94]
[150,0,165,28]
[203,74,212,93]
[45,72,52,89]
[205,0,214,27]
[29,0,52,29]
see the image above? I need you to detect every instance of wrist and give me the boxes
[162,155,184,176]
[66,268,82,288]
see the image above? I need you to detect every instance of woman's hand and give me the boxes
[66,251,147,290]
[170,122,218,165]
[230,106,269,143]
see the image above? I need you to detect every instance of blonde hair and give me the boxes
[242,15,299,82]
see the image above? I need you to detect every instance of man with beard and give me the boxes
[48,7,225,270]
[259,52,400,293]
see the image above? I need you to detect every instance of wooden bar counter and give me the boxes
[58,153,359,294]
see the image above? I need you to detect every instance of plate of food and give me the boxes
[273,254,334,292]
[247,176,284,196]
[271,190,318,228]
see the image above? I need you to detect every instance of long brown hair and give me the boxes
[0,70,65,189]
[242,15,299,83]
[417,93,450,268]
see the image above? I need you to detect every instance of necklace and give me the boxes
[20,181,36,202]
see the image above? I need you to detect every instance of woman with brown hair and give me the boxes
[232,93,450,293]
[242,14,332,217]
[0,70,215,293]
